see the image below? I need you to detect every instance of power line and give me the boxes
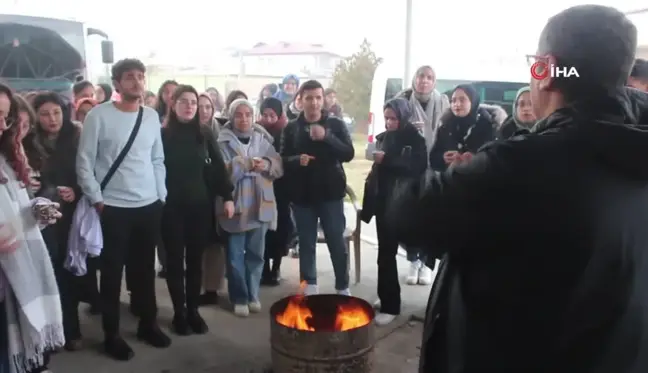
[625,8,648,15]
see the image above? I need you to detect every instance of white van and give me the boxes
[364,62,530,159]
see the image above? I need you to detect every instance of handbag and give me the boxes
[99,106,143,191]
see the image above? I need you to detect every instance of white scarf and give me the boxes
[0,156,64,373]
[408,90,449,153]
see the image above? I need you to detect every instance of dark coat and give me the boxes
[428,107,497,172]
[497,115,532,140]
[280,111,355,206]
[23,124,81,263]
[389,88,648,373]
[263,122,294,259]
[361,122,427,223]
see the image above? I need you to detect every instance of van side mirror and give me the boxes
[101,41,114,64]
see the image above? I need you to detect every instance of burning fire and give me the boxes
[275,282,372,332]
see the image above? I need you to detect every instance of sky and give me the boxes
[1,0,647,70]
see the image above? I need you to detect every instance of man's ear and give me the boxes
[537,54,558,92]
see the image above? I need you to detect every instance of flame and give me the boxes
[275,282,372,332]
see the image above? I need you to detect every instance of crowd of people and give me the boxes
[0,55,354,371]
[1,4,648,373]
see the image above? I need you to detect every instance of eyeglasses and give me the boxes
[0,116,14,130]
[525,54,548,66]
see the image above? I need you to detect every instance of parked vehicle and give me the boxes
[0,14,113,96]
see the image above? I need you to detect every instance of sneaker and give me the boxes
[187,310,209,334]
[234,304,249,317]
[406,260,421,285]
[304,284,319,296]
[418,265,433,285]
[136,324,171,348]
[372,299,381,309]
[104,336,134,361]
[249,301,262,313]
[337,288,351,296]
[374,313,397,326]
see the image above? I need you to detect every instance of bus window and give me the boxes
[384,78,403,103]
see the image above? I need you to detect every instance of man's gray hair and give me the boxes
[538,5,637,99]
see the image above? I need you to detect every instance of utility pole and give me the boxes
[404,0,413,86]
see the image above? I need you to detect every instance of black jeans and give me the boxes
[54,263,88,340]
[161,201,211,313]
[376,214,401,315]
[99,201,162,337]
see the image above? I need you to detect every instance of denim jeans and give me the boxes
[293,199,349,290]
[226,224,268,305]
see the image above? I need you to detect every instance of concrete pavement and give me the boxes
[49,242,436,372]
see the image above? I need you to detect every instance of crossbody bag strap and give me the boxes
[100,106,144,191]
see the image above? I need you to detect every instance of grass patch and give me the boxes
[345,132,372,204]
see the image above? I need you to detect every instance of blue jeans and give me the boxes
[293,200,349,290]
[226,225,268,305]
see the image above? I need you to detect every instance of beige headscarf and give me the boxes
[405,65,449,152]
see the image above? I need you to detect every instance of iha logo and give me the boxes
[530,61,579,80]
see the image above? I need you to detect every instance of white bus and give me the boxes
[0,14,113,95]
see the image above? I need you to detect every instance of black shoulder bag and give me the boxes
[99,106,144,191]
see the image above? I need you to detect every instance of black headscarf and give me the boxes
[260,97,283,118]
[449,84,481,129]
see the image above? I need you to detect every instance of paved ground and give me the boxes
[49,241,435,372]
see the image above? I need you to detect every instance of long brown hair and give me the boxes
[0,83,30,185]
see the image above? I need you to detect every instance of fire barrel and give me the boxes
[269,294,376,373]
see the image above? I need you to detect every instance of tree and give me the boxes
[330,39,382,133]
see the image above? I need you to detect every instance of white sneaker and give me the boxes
[304,284,319,296]
[406,260,421,285]
[418,265,433,285]
[372,299,381,309]
[249,301,262,313]
[374,313,397,326]
[234,304,249,317]
[337,288,351,296]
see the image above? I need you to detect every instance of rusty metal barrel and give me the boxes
[269,294,376,373]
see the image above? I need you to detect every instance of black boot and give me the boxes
[187,309,209,334]
[137,322,171,348]
[198,291,219,306]
[104,335,135,361]
[260,261,272,286]
[172,310,191,336]
[268,258,282,286]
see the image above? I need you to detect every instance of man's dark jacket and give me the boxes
[280,111,354,206]
[389,88,648,373]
